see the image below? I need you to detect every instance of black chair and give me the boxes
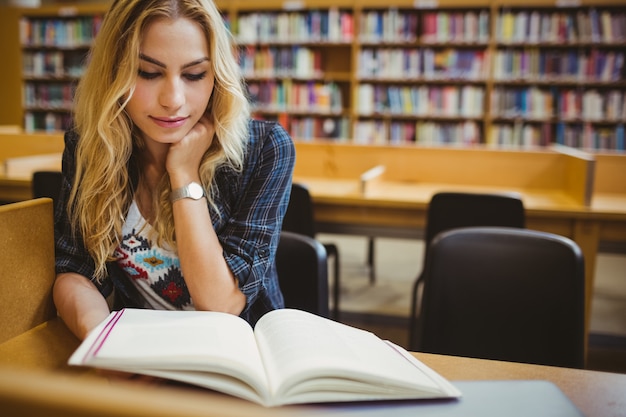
[415,226,585,369]
[32,170,63,205]
[408,191,526,350]
[276,231,329,318]
[282,183,340,319]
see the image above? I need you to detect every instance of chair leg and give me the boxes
[332,254,340,320]
[408,274,423,351]
[367,237,375,284]
[323,244,341,320]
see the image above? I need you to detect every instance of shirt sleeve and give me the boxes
[217,121,295,316]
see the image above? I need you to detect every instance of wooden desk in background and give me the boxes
[0,316,625,417]
[293,142,626,338]
[0,131,64,201]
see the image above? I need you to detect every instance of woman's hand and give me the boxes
[166,114,215,185]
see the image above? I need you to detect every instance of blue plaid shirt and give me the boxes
[55,119,295,326]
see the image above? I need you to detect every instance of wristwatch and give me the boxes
[170,182,206,202]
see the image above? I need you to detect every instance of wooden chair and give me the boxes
[415,226,585,369]
[408,191,526,350]
[282,183,340,318]
[0,198,56,344]
[276,231,329,318]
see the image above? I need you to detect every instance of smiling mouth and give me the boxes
[151,116,188,128]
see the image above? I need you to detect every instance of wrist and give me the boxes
[170,181,206,203]
[168,172,199,189]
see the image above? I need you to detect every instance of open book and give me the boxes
[69,308,461,407]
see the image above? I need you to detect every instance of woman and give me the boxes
[53,0,295,340]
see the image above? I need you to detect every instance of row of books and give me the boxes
[240,44,490,81]
[420,10,490,44]
[491,88,626,122]
[488,121,625,151]
[239,46,323,79]
[488,122,552,148]
[358,48,487,81]
[235,9,353,44]
[24,111,72,133]
[22,50,86,78]
[23,83,74,111]
[496,8,626,44]
[352,118,624,150]
[557,122,624,151]
[247,80,343,114]
[287,116,350,141]
[356,84,484,118]
[491,87,553,120]
[18,10,625,50]
[359,9,490,44]
[358,9,418,43]
[493,49,625,83]
[556,89,626,122]
[233,9,494,45]
[353,120,481,145]
[20,16,103,47]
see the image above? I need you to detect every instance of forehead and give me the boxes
[141,17,209,57]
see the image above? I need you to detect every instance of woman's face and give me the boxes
[126,17,214,145]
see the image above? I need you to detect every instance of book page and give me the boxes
[69,309,270,402]
[254,309,460,405]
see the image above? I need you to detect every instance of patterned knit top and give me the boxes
[114,200,194,310]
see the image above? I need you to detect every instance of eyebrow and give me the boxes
[139,53,210,69]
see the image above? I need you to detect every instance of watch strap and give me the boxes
[170,182,206,202]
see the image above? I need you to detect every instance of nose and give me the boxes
[159,77,185,110]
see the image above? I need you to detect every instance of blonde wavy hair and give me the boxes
[69,0,250,281]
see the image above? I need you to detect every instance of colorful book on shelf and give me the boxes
[68,308,462,407]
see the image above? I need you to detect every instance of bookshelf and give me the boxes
[0,3,106,133]
[490,1,626,150]
[233,1,354,141]
[353,3,491,145]
[0,0,624,151]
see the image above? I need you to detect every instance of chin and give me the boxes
[149,130,187,144]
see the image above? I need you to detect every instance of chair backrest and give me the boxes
[424,191,526,252]
[417,226,585,369]
[281,183,316,238]
[276,231,329,318]
[32,170,63,205]
[0,198,57,343]
[409,191,527,349]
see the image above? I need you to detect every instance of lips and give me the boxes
[150,116,188,128]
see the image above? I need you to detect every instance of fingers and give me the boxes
[166,115,215,178]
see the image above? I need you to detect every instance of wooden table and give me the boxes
[0,317,625,417]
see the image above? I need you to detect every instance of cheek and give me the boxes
[196,79,215,110]
[126,85,151,119]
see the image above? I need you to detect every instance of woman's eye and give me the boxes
[185,72,207,81]
[138,70,159,80]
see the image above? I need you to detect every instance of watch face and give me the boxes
[188,182,204,199]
